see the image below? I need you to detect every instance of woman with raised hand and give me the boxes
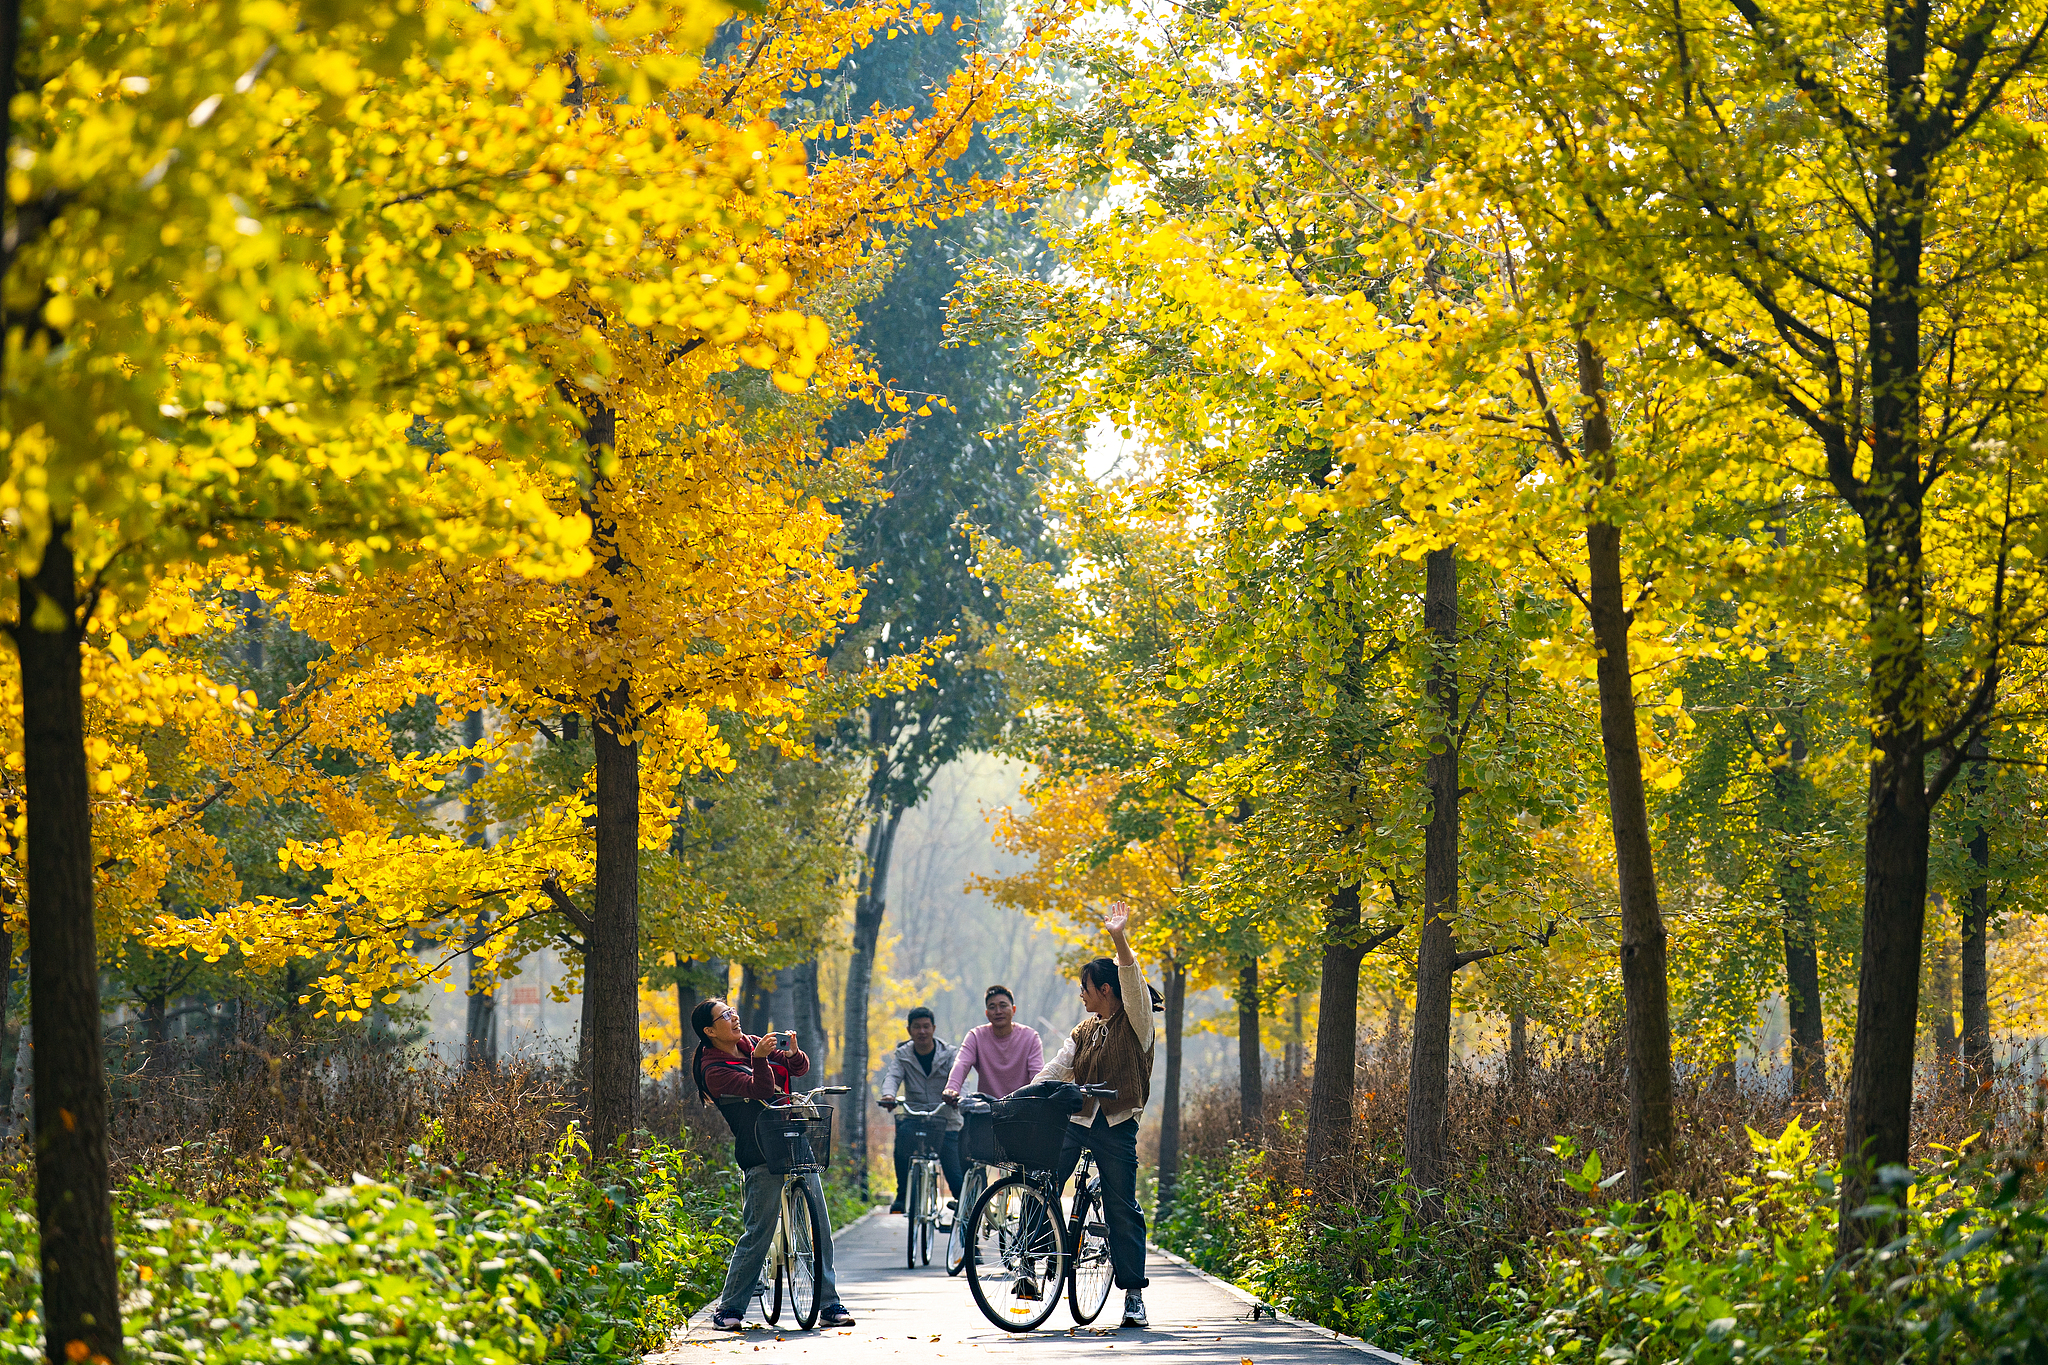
[1032,901,1160,1329]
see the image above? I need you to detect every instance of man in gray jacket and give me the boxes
[878,1006,963,1214]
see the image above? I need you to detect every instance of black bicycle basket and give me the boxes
[756,1105,834,1175]
[988,1086,1083,1172]
[898,1113,949,1151]
[959,1096,1003,1163]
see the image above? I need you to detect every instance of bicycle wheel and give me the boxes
[920,1160,940,1266]
[787,1178,828,1330]
[946,1166,983,1276]
[760,1220,783,1327]
[905,1162,923,1269]
[965,1174,1067,1332]
[1067,1173,1115,1325]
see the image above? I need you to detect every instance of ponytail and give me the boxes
[689,998,723,1102]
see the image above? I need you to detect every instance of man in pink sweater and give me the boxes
[942,984,1045,1103]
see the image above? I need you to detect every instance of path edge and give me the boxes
[1146,1242,1421,1365]
[670,1204,888,1341]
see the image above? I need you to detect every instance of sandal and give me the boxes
[819,1307,857,1328]
[709,1309,747,1332]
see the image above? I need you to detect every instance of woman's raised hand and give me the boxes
[1104,900,1132,941]
[751,1030,788,1059]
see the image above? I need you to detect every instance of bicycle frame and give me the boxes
[754,1084,848,1325]
[895,1102,949,1267]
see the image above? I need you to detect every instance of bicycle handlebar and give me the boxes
[783,1085,851,1104]
[893,1103,947,1119]
[1080,1083,1120,1098]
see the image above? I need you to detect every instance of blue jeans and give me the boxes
[718,1165,842,1318]
[1055,1114,1148,1290]
[893,1124,964,1199]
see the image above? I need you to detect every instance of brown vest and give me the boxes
[1069,1008,1154,1120]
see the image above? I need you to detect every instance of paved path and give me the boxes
[650,1208,1413,1365]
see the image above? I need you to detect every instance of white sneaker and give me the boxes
[1121,1291,1147,1328]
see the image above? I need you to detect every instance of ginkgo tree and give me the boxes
[1343,0,2048,1247]
[973,2,1633,1199]
[152,0,1076,1154]
[0,0,833,1352]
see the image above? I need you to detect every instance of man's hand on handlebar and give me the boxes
[878,1095,898,1110]
[941,1089,961,1106]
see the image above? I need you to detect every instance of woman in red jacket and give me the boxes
[691,998,855,1331]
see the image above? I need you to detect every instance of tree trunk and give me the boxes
[739,964,768,1036]
[841,801,905,1187]
[17,528,122,1364]
[1156,959,1186,1215]
[1407,546,1459,1209]
[675,972,698,1100]
[465,961,498,1072]
[1835,97,1939,1255]
[1306,884,1367,1181]
[238,588,265,671]
[1236,955,1261,1134]
[1508,1008,1529,1087]
[1783,892,1828,1101]
[140,994,169,1078]
[1839,697,1934,1256]
[675,973,699,1039]
[1766,628,1829,1102]
[1283,996,1304,1081]
[576,974,594,1103]
[1383,990,1405,1056]
[1960,745,1993,1089]
[770,965,796,1036]
[0,0,17,1118]
[463,710,496,1070]
[9,1014,29,1144]
[586,679,641,1153]
[0,931,14,1109]
[795,960,826,1061]
[1579,339,1675,1201]
[1930,920,1958,1073]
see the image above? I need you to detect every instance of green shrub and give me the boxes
[0,1130,744,1363]
[1156,1146,1478,1358]
[1454,1119,2044,1365]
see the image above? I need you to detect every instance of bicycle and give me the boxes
[944,1158,999,1277]
[961,1083,1121,1332]
[751,1084,851,1330]
[891,1102,949,1268]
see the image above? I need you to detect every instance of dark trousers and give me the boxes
[893,1124,964,1200]
[1055,1113,1148,1290]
